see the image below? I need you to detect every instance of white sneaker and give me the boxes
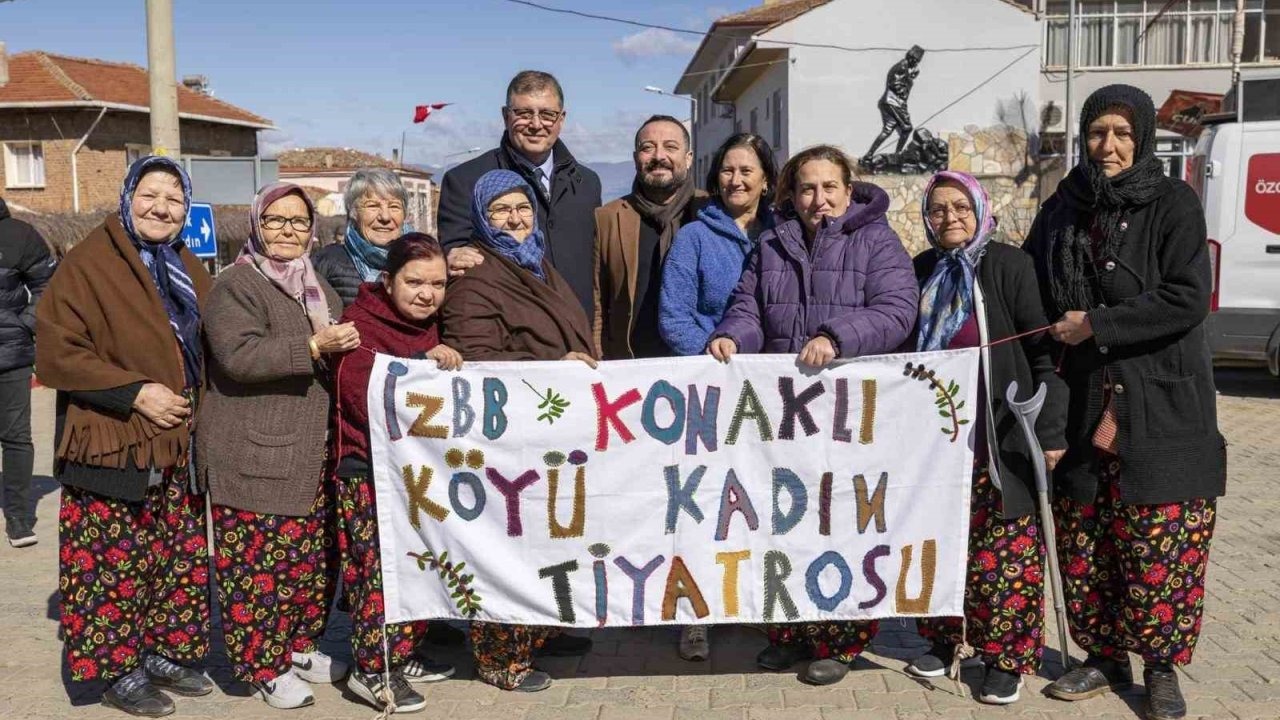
[292,649,349,683]
[253,669,315,709]
[679,626,710,661]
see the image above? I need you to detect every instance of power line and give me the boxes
[501,0,1040,54]
[914,46,1040,129]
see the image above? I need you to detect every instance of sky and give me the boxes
[2,0,756,167]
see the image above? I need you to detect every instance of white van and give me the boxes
[1191,68,1280,376]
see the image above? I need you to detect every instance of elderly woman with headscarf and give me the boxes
[36,156,214,717]
[313,168,410,308]
[441,169,596,692]
[901,171,1067,705]
[195,182,355,710]
[1024,85,1225,720]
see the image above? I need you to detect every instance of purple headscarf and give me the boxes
[917,171,997,351]
[235,182,333,333]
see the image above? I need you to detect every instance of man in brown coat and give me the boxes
[593,115,704,360]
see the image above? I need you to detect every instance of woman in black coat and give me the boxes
[905,171,1066,706]
[1025,84,1226,720]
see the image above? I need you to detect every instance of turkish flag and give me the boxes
[413,103,451,123]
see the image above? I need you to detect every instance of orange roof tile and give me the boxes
[0,51,273,128]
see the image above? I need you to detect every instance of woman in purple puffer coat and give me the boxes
[709,144,918,686]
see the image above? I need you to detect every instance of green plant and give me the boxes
[903,362,970,442]
[406,549,481,617]
[522,379,571,424]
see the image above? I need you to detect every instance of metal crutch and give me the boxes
[1006,380,1074,676]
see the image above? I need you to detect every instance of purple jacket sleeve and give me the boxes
[711,244,765,353]
[818,228,919,357]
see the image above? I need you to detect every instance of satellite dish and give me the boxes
[1041,102,1064,129]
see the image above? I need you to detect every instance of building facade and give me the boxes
[676,0,1044,252]
[0,50,273,213]
[277,147,438,238]
[1037,0,1280,183]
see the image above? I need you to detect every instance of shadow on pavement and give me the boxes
[1215,367,1280,399]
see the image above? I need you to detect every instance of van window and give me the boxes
[1243,78,1280,122]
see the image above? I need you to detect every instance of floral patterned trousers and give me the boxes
[917,469,1046,674]
[767,621,880,665]
[470,622,552,689]
[59,466,210,685]
[335,473,428,674]
[1054,453,1216,666]
[213,482,331,684]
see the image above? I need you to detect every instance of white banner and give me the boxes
[369,350,979,627]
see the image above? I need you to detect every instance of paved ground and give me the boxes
[2,369,1278,720]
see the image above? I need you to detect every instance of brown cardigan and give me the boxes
[442,245,593,361]
[592,192,704,360]
[35,216,212,472]
[196,264,341,517]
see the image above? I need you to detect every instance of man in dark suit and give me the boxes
[438,70,603,317]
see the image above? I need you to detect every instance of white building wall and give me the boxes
[765,0,1041,160]
[734,61,790,167]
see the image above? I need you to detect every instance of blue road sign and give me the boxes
[182,203,218,259]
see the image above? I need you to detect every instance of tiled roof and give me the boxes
[0,51,273,128]
[276,147,395,170]
[713,0,831,29]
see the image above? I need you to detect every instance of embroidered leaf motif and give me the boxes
[522,379,572,424]
[406,549,482,617]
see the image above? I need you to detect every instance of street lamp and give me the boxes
[644,86,697,160]
[446,147,482,158]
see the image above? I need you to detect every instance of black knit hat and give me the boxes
[1078,84,1157,162]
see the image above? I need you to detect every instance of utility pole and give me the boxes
[146,0,181,156]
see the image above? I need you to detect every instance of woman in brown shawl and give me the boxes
[441,169,596,692]
[36,156,214,717]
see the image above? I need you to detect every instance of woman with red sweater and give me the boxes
[332,233,462,714]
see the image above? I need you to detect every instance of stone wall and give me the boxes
[862,124,1041,257]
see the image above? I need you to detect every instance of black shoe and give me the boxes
[143,655,213,697]
[5,518,36,548]
[1144,664,1187,720]
[102,678,175,717]
[979,667,1022,705]
[1047,655,1134,701]
[756,643,812,672]
[513,670,552,693]
[803,658,850,685]
[905,642,955,678]
[423,622,467,647]
[347,670,426,713]
[536,633,592,657]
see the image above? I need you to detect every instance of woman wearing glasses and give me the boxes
[903,171,1067,705]
[442,169,597,692]
[197,183,354,709]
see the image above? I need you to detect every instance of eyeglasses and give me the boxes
[488,203,535,222]
[506,107,564,125]
[260,215,313,231]
[926,204,974,222]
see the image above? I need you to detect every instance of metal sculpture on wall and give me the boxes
[860,45,949,175]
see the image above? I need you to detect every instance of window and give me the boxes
[749,107,759,134]
[1156,137,1193,179]
[126,143,152,167]
[3,142,45,188]
[1044,0,1278,68]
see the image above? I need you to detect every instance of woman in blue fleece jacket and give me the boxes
[659,133,776,356]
